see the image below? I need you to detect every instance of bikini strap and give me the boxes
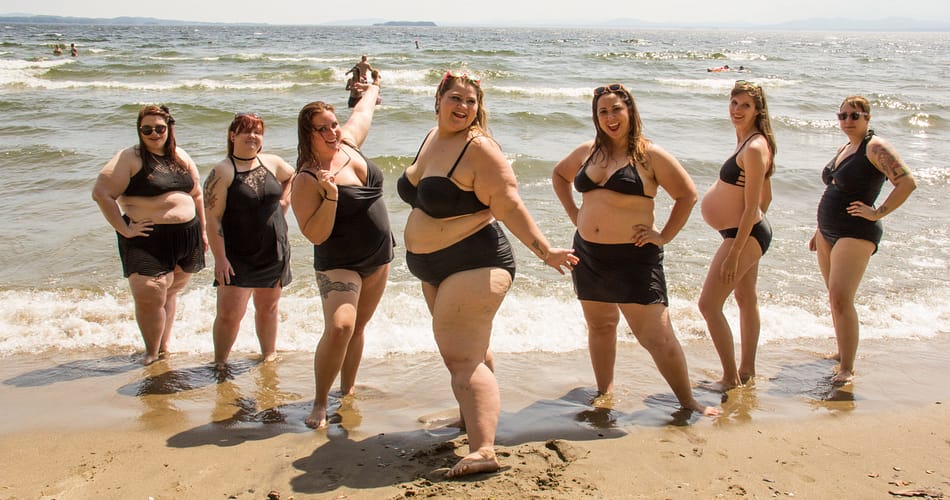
[737,132,762,153]
[447,136,479,178]
[410,129,434,165]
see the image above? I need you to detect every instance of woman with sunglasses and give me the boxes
[552,83,717,416]
[698,80,776,392]
[810,96,916,385]
[203,113,295,371]
[291,83,393,429]
[92,105,206,365]
[398,72,577,478]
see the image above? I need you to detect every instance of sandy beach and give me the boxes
[2,334,949,499]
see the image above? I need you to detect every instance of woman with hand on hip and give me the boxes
[92,105,206,365]
[398,72,577,478]
[203,112,295,371]
[552,83,718,417]
[810,95,916,385]
[291,83,394,429]
[698,80,776,391]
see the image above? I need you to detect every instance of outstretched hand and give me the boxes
[543,248,579,275]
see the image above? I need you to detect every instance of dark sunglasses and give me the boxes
[139,125,167,136]
[837,111,868,121]
[594,83,625,96]
[735,79,758,87]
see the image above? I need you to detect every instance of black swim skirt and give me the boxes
[818,192,883,254]
[571,232,668,305]
[406,221,516,286]
[718,217,773,256]
[117,216,205,278]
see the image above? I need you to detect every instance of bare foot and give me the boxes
[738,372,755,385]
[831,369,854,386]
[684,399,721,416]
[306,404,328,429]
[142,353,161,366]
[261,352,278,363]
[591,392,614,408]
[823,352,841,361]
[445,448,500,479]
[698,378,740,393]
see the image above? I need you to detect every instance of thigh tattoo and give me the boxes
[316,272,359,299]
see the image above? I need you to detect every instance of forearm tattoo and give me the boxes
[204,169,220,209]
[869,143,909,180]
[316,272,359,299]
[531,239,547,259]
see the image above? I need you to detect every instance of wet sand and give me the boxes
[1,334,949,498]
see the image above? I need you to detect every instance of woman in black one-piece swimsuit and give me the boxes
[809,95,917,385]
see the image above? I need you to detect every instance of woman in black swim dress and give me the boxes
[809,95,916,385]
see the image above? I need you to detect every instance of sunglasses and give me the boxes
[837,111,868,121]
[594,83,625,96]
[735,80,758,87]
[139,125,167,136]
[441,71,481,87]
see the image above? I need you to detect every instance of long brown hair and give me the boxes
[589,84,649,167]
[731,81,777,178]
[296,101,335,171]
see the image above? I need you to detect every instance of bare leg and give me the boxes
[251,285,283,362]
[159,268,190,357]
[823,238,873,385]
[621,303,718,416]
[580,301,620,396]
[128,269,189,365]
[430,268,509,478]
[213,285,252,369]
[734,264,761,383]
[307,269,361,429]
[340,264,389,396]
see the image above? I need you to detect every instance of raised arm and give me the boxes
[340,84,380,148]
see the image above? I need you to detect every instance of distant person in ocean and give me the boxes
[398,71,577,478]
[708,64,730,72]
[70,43,77,57]
[291,83,394,429]
[344,54,374,83]
[92,105,206,365]
[53,45,63,56]
[551,83,718,417]
[698,80,777,391]
[809,95,917,385]
[203,112,295,371]
[370,69,382,105]
[345,70,367,108]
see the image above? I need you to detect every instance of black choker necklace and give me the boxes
[232,154,257,162]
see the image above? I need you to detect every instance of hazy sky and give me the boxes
[4,0,948,26]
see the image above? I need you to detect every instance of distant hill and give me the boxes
[373,21,437,27]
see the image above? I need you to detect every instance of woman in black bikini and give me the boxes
[552,83,718,417]
[203,113,295,371]
[291,83,395,429]
[698,80,776,391]
[399,71,576,478]
[809,95,916,385]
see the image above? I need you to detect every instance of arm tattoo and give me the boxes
[204,170,220,209]
[316,272,359,299]
[870,143,908,180]
[531,239,547,259]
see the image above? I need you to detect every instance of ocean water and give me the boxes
[1,24,948,359]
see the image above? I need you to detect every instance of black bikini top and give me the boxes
[719,133,761,187]
[124,150,194,197]
[397,132,490,219]
[573,155,650,198]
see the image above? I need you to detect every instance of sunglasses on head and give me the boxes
[139,124,167,136]
[837,111,868,121]
[735,80,758,87]
[441,71,481,87]
[594,83,625,96]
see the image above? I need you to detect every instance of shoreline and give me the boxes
[2,335,949,498]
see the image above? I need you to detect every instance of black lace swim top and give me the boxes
[573,156,651,198]
[719,133,762,187]
[124,150,194,197]
[397,132,490,219]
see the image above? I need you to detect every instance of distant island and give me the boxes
[373,21,437,27]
